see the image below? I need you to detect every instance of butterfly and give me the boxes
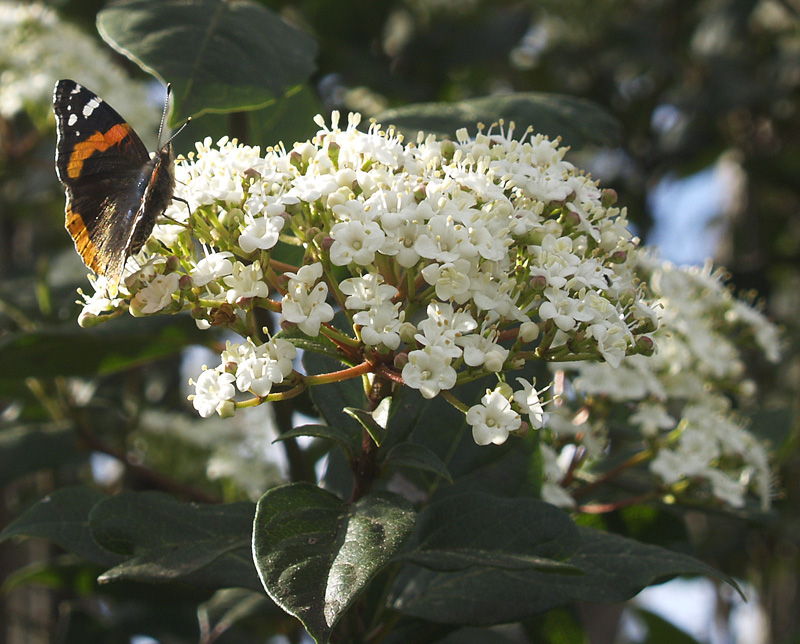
[53,79,177,292]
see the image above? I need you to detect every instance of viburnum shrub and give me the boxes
[48,110,780,641]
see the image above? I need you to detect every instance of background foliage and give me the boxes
[0,0,797,642]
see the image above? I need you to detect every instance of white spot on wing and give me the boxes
[83,98,101,117]
[67,113,78,126]
[71,86,81,95]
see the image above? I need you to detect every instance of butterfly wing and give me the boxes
[54,80,153,284]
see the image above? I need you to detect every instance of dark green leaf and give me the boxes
[634,607,704,644]
[97,0,318,125]
[390,520,741,625]
[383,442,453,484]
[252,483,416,644]
[275,324,348,363]
[88,492,260,590]
[434,627,517,644]
[0,424,83,485]
[0,323,200,379]
[303,352,368,438]
[198,588,275,642]
[0,486,122,567]
[373,93,621,149]
[274,423,360,462]
[344,406,385,446]
[398,493,580,573]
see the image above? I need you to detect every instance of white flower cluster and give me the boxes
[0,1,157,133]
[548,254,780,510]
[78,112,656,445]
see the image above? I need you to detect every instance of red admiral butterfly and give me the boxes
[53,79,176,291]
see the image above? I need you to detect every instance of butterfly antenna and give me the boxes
[156,83,172,148]
[166,117,192,147]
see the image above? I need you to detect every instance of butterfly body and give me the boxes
[53,79,175,289]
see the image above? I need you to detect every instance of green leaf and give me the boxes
[275,325,348,364]
[634,607,704,644]
[303,353,368,437]
[0,424,83,485]
[88,492,260,590]
[252,483,416,644]
[373,93,621,149]
[97,0,318,125]
[273,423,360,462]
[344,406,385,446]
[390,512,741,625]
[0,322,200,379]
[0,486,122,567]
[383,442,453,484]
[397,493,580,574]
[198,588,275,642]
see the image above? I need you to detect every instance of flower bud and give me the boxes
[560,209,581,231]
[244,167,261,181]
[440,140,456,161]
[496,382,513,399]
[530,275,547,290]
[216,400,236,418]
[289,150,304,170]
[179,274,194,295]
[601,188,618,207]
[393,351,409,370]
[398,322,417,344]
[519,321,540,343]
[327,141,340,165]
[164,255,181,273]
[609,250,627,264]
[635,335,655,356]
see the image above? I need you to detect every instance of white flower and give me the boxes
[353,302,404,349]
[329,220,385,265]
[420,259,473,304]
[514,378,546,429]
[340,274,398,310]
[281,263,334,336]
[235,338,297,397]
[131,273,180,315]
[466,388,521,446]
[629,402,675,437]
[189,368,236,418]
[401,346,457,399]
[539,288,595,332]
[224,261,269,302]
[191,251,234,287]
[238,214,285,253]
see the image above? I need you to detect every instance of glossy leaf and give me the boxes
[397,493,580,573]
[0,323,200,379]
[88,492,260,590]
[252,483,416,643]
[97,0,318,125]
[273,423,360,463]
[373,93,621,149]
[383,442,453,484]
[0,486,122,567]
[390,524,742,625]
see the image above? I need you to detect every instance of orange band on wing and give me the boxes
[65,204,103,274]
[66,123,133,179]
